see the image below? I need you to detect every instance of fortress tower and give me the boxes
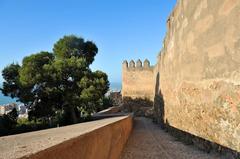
[122,59,155,101]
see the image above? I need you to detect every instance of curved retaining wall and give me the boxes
[0,115,132,159]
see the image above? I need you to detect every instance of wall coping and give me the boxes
[0,115,132,159]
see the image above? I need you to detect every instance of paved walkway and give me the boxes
[121,117,223,159]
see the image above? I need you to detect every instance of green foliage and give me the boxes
[20,52,54,86]
[4,118,50,136]
[97,97,113,112]
[53,35,98,65]
[0,114,16,129]
[1,63,21,98]
[17,118,31,126]
[8,108,18,121]
[0,108,19,136]
[1,35,109,126]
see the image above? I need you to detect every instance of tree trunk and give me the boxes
[70,106,77,124]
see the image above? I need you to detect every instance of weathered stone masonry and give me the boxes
[122,59,155,101]
[122,0,240,153]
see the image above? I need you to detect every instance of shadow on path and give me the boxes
[152,72,239,158]
[121,117,224,159]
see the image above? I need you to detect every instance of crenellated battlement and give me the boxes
[122,59,155,100]
[122,59,153,71]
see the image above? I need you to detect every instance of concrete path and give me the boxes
[121,117,223,159]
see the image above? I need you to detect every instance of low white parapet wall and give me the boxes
[0,115,133,159]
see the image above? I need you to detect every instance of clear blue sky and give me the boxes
[0,0,176,85]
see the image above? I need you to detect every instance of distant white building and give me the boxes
[0,103,28,118]
[18,104,28,118]
[18,104,27,114]
[0,103,17,115]
[0,106,5,114]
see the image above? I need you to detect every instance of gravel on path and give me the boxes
[121,117,224,159]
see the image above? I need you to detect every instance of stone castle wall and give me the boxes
[122,59,155,101]
[122,0,240,153]
[158,0,240,152]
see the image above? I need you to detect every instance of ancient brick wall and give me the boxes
[155,0,240,152]
[122,59,155,101]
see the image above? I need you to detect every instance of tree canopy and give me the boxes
[53,35,98,65]
[1,35,109,125]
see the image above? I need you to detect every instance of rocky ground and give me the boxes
[121,117,229,159]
